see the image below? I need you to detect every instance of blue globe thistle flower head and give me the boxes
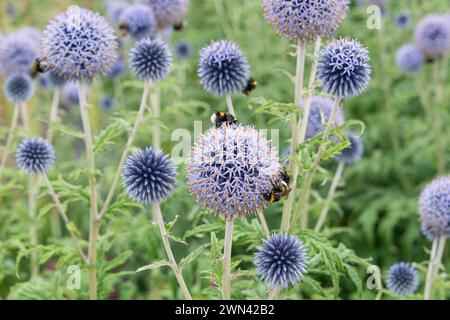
[101,95,115,111]
[15,138,56,175]
[107,56,125,78]
[119,4,157,41]
[335,132,364,165]
[175,41,194,60]
[105,0,130,25]
[134,0,189,30]
[4,73,34,103]
[187,124,281,218]
[122,147,177,204]
[262,0,349,42]
[317,38,371,99]
[38,73,51,89]
[129,38,172,81]
[254,232,308,288]
[48,70,67,87]
[304,95,344,140]
[394,12,411,29]
[198,40,250,96]
[386,262,419,296]
[418,176,450,240]
[395,44,424,73]
[414,14,450,59]
[41,6,119,81]
[0,34,39,76]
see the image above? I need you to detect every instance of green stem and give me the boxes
[0,103,20,181]
[150,86,161,150]
[46,88,60,143]
[28,175,39,278]
[152,202,192,300]
[314,161,345,233]
[225,95,235,117]
[222,217,234,300]
[257,210,270,237]
[424,235,446,300]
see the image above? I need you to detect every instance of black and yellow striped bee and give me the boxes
[263,168,291,203]
[31,58,49,78]
[210,111,239,128]
[242,77,257,96]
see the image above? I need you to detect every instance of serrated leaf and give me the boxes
[136,260,171,272]
[37,203,55,220]
[345,264,363,295]
[179,243,210,269]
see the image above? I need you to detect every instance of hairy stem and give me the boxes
[314,160,345,233]
[46,88,61,143]
[225,95,235,117]
[257,210,270,237]
[150,87,161,150]
[222,217,234,300]
[0,104,20,181]
[28,175,39,278]
[77,82,99,300]
[280,40,306,231]
[98,81,151,221]
[19,102,31,134]
[424,235,446,300]
[152,202,192,300]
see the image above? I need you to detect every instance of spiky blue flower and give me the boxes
[4,73,34,103]
[262,0,349,42]
[0,34,39,76]
[335,132,364,165]
[119,4,157,40]
[414,14,450,59]
[41,6,119,81]
[135,0,189,29]
[418,176,450,240]
[15,138,55,174]
[122,147,177,204]
[107,56,125,78]
[48,71,67,87]
[105,0,130,25]
[198,40,250,96]
[175,41,194,60]
[317,38,371,99]
[386,262,419,296]
[187,124,280,218]
[38,73,51,89]
[396,44,424,73]
[129,38,172,81]
[394,12,411,29]
[304,96,344,140]
[254,233,308,288]
[101,95,115,111]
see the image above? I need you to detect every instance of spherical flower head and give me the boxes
[396,44,424,73]
[254,232,308,288]
[414,14,450,59]
[304,95,344,140]
[107,56,125,78]
[198,40,250,96]
[394,12,411,29]
[122,147,177,204]
[129,38,172,81]
[119,4,157,40]
[418,176,450,240]
[262,0,349,42]
[335,132,364,165]
[187,124,281,218]
[134,0,189,30]
[386,262,419,296]
[175,41,194,60]
[41,6,119,81]
[0,34,39,76]
[15,138,55,174]
[105,0,130,25]
[317,38,371,99]
[4,73,34,103]
[48,70,67,87]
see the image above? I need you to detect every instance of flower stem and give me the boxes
[222,217,234,300]
[19,102,31,134]
[98,81,152,221]
[314,160,345,233]
[46,88,61,143]
[268,288,279,300]
[257,210,270,237]
[225,95,235,116]
[77,82,99,300]
[42,174,88,262]
[152,202,192,300]
[150,86,161,150]
[0,103,20,181]
[280,40,306,231]
[28,174,39,278]
[424,235,446,300]
[291,98,342,227]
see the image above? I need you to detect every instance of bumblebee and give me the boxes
[210,111,239,128]
[263,168,291,203]
[173,21,187,31]
[242,77,257,96]
[31,58,49,78]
